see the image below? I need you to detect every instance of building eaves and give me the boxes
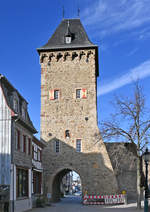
[33,136,47,148]
[13,114,37,134]
[0,74,28,104]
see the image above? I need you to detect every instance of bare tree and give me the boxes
[100,83,150,209]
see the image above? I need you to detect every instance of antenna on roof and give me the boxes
[78,7,80,17]
[62,6,65,19]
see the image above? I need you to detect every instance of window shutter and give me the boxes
[17,130,20,150]
[32,145,34,158]
[81,89,87,99]
[28,138,31,155]
[49,90,54,100]
[23,135,26,153]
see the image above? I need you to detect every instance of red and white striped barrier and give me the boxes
[83,194,126,205]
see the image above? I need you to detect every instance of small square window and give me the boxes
[65,130,70,138]
[54,90,59,100]
[65,36,71,44]
[49,89,60,100]
[76,89,81,99]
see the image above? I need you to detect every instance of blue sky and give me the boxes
[1,0,150,139]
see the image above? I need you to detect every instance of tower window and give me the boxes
[65,36,71,44]
[55,140,60,153]
[76,139,81,152]
[65,130,70,138]
[76,89,81,99]
[76,89,87,99]
[49,90,60,100]
[54,90,59,99]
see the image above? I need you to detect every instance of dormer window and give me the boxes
[13,98,18,112]
[12,92,19,113]
[22,106,26,120]
[22,101,27,120]
[65,35,71,44]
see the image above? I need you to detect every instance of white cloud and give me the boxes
[98,59,150,96]
[82,0,150,38]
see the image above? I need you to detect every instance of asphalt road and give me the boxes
[29,195,144,212]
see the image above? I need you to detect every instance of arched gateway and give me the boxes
[37,18,119,202]
[51,167,81,202]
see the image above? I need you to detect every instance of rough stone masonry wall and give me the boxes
[40,49,119,198]
[105,142,137,200]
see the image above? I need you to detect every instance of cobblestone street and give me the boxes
[29,196,144,212]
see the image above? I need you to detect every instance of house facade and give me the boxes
[32,136,45,206]
[0,74,45,212]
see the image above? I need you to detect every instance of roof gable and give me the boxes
[0,74,37,133]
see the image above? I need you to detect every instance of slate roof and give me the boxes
[0,74,37,133]
[33,136,47,148]
[37,18,97,52]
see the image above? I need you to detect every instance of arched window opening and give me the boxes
[65,130,70,139]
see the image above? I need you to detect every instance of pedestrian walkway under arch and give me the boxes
[51,168,82,202]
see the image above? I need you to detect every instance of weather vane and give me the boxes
[62,6,65,19]
[78,7,80,17]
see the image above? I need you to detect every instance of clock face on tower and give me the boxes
[65,36,71,44]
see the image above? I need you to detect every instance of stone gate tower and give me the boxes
[37,18,119,201]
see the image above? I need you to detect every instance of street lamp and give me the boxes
[143,148,150,212]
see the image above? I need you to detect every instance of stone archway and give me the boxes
[51,167,82,202]
[43,138,119,203]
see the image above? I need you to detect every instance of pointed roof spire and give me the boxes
[65,20,72,37]
[62,6,65,19]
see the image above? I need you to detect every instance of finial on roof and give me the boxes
[65,20,71,36]
[62,6,65,19]
[78,8,80,17]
